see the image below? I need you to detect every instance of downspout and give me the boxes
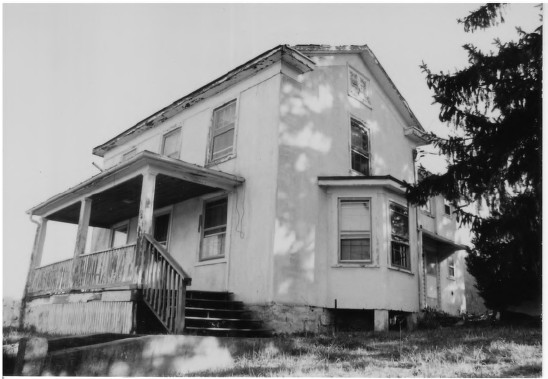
[19,215,41,329]
[412,148,424,312]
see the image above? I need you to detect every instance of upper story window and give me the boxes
[444,199,452,216]
[448,255,455,278]
[390,202,410,270]
[161,128,181,159]
[420,199,432,215]
[209,100,237,163]
[339,199,372,262]
[348,66,370,105]
[200,197,228,260]
[350,118,370,175]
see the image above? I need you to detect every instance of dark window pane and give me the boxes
[154,214,170,245]
[351,120,369,154]
[390,203,409,239]
[204,198,227,230]
[391,242,409,269]
[351,151,369,175]
[341,238,371,261]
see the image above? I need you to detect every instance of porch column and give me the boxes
[71,198,92,287]
[136,172,157,286]
[417,228,425,310]
[20,217,48,328]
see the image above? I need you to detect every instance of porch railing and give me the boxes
[28,244,137,295]
[28,258,73,295]
[142,234,191,334]
[72,244,138,290]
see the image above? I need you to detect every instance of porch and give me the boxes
[23,151,245,335]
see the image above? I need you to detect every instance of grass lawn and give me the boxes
[185,326,541,377]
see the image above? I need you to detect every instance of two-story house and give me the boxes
[22,44,470,336]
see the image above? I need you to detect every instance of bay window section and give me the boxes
[200,197,228,260]
[339,199,372,262]
[390,202,410,270]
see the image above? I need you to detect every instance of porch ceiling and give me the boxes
[36,151,244,226]
[47,174,219,228]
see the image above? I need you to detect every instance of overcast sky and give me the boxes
[3,3,540,299]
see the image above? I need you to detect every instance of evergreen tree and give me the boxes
[407,4,542,313]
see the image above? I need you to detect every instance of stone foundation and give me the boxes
[247,303,334,334]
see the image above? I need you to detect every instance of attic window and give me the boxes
[348,66,370,105]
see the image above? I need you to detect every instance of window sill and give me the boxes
[447,276,456,281]
[195,258,227,267]
[387,266,414,276]
[331,263,378,269]
[206,154,236,167]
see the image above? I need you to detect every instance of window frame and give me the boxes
[110,221,130,249]
[420,198,433,217]
[347,65,371,106]
[349,116,371,176]
[161,127,182,159]
[153,207,173,249]
[207,99,238,165]
[444,199,452,217]
[389,201,411,271]
[338,198,373,263]
[447,255,455,278]
[199,195,229,261]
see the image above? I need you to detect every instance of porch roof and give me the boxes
[28,151,245,225]
[317,175,408,194]
[421,228,468,252]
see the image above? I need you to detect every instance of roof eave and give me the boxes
[92,45,315,157]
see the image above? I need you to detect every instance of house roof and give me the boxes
[93,43,426,157]
[291,44,425,134]
[92,45,315,157]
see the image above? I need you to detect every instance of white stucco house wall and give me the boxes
[23,44,475,335]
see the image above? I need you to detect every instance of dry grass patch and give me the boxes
[183,326,541,377]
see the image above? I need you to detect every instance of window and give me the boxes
[210,101,237,162]
[390,202,410,270]
[162,128,181,159]
[153,212,171,248]
[348,66,370,104]
[200,197,228,260]
[122,148,137,162]
[448,255,455,278]
[110,223,129,248]
[420,199,432,214]
[444,199,452,216]
[350,118,370,175]
[339,199,372,262]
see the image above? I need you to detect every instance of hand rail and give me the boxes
[141,234,191,334]
[144,234,191,285]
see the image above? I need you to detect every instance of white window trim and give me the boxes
[153,206,173,250]
[206,99,239,166]
[338,197,373,264]
[389,201,412,272]
[348,115,371,176]
[347,64,372,107]
[447,255,456,279]
[420,198,434,217]
[443,199,452,217]
[198,195,229,262]
[110,221,130,248]
[160,126,182,159]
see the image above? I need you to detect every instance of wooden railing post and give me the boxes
[136,172,157,288]
[20,217,48,328]
[71,198,92,289]
[175,281,186,334]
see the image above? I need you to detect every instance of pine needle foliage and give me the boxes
[406,4,542,312]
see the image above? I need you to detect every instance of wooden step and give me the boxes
[185,298,244,310]
[185,307,253,319]
[186,290,233,301]
[184,326,272,338]
[185,316,263,329]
